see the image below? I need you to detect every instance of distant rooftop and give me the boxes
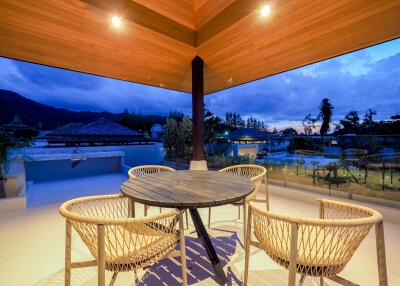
[230,128,267,142]
[45,118,143,146]
[78,118,141,136]
[48,118,140,136]
[1,114,33,130]
[47,123,86,136]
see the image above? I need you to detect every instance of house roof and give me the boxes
[0,1,399,94]
[47,123,86,136]
[230,128,267,141]
[47,118,141,136]
[2,115,33,130]
[78,118,141,136]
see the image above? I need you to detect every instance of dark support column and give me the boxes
[192,56,205,161]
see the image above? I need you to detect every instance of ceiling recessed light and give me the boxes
[111,16,122,28]
[260,4,271,17]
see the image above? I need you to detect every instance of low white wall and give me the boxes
[0,197,26,216]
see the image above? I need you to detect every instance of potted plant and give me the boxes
[0,134,34,198]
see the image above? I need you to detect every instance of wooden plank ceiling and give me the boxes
[0,0,399,95]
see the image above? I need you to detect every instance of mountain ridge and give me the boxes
[0,89,166,130]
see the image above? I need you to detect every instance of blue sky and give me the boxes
[0,39,399,130]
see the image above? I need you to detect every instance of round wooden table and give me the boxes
[121,170,254,285]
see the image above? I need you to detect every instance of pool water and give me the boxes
[258,152,339,167]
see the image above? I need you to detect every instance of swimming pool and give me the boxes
[257,152,339,167]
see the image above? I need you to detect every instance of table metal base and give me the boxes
[189,208,227,285]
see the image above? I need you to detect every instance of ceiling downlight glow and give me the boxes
[260,4,271,17]
[111,16,122,28]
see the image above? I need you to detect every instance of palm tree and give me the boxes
[319,98,333,135]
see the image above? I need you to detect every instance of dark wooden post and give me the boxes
[192,56,205,161]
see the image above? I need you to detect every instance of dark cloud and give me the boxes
[14,60,103,91]
[206,51,400,123]
[0,40,399,126]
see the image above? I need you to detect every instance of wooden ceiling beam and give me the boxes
[196,0,260,46]
[80,0,196,47]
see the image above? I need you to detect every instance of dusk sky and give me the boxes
[0,39,399,130]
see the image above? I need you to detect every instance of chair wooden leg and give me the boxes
[320,277,323,286]
[144,205,148,216]
[98,224,106,286]
[185,210,189,229]
[375,221,388,286]
[238,205,241,219]
[288,223,298,286]
[65,220,72,286]
[128,199,135,218]
[159,207,162,213]
[109,272,118,286]
[179,212,188,286]
[208,207,211,228]
[264,176,269,210]
[243,201,247,244]
[243,206,253,286]
[297,275,306,286]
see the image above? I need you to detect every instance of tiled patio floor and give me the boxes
[0,183,399,285]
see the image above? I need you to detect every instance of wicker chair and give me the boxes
[59,194,187,286]
[244,199,388,286]
[128,165,176,179]
[128,165,175,216]
[128,165,189,228]
[208,164,267,233]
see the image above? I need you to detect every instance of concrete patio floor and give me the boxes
[0,183,399,286]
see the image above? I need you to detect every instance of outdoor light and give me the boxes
[260,4,271,17]
[111,16,122,28]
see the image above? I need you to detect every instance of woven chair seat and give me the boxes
[255,229,345,276]
[103,224,178,272]
[250,199,382,278]
[60,194,180,272]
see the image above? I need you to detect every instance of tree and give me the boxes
[363,108,377,127]
[302,114,318,135]
[163,118,179,160]
[391,114,400,121]
[339,111,360,134]
[179,117,192,159]
[119,108,131,127]
[225,112,245,128]
[319,98,333,135]
[118,109,158,133]
[281,127,298,136]
[204,109,222,143]
[162,116,192,162]
[168,111,185,123]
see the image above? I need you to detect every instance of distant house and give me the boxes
[150,124,164,140]
[229,128,269,156]
[46,118,143,146]
[0,115,36,137]
[230,128,267,144]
